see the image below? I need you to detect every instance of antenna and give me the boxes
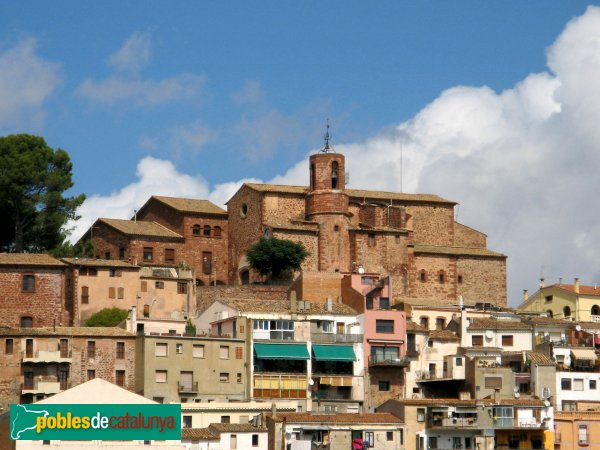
[321,119,333,153]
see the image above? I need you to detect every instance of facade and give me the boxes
[227,149,507,306]
[554,410,600,449]
[518,278,600,321]
[0,327,136,414]
[0,253,68,328]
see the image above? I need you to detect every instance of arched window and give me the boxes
[213,226,222,237]
[563,306,571,319]
[192,224,201,236]
[21,316,33,328]
[420,270,427,282]
[331,161,339,189]
[420,316,429,329]
[546,310,553,318]
[203,225,211,236]
[240,269,250,285]
[592,305,600,316]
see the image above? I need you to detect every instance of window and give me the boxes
[192,224,201,235]
[563,306,571,319]
[334,225,339,232]
[164,248,175,263]
[87,369,95,380]
[457,274,463,284]
[89,268,98,276]
[545,295,553,302]
[236,347,243,359]
[387,431,394,441]
[331,161,339,189]
[202,252,213,275]
[546,309,553,318]
[221,416,230,424]
[252,434,259,447]
[182,416,192,428]
[143,247,153,261]
[116,342,125,359]
[420,270,427,282]
[105,252,111,259]
[87,341,96,358]
[368,233,375,247]
[240,203,248,218]
[119,247,125,259]
[379,381,390,391]
[141,281,147,292]
[322,320,334,333]
[143,304,150,318]
[5,339,13,354]
[176,343,183,354]
[109,269,121,277]
[115,370,125,387]
[193,345,204,358]
[438,271,445,283]
[591,379,597,390]
[23,274,35,292]
[21,316,33,328]
[427,340,433,348]
[376,319,394,333]
[220,372,229,383]
[502,335,514,346]
[81,286,89,304]
[417,408,426,422]
[579,424,589,445]
[472,335,483,346]
[220,345,229,359]
[177,282,187,294]
[429,437,438,450]
[108,287,115,299]
[435,317,445,330]
[366,297,373,310]
[214,226,222,237]
[202,225,211,236]
[456,357,463,366]
[117,287,124,299]
[561,378,572,390]
[485,377,503,389]
[153,343,170,357]
[363,432,374,448]
[573,378,584,391]
[379,297,390,310]
[155,281,164,289]
[420,316,429,329]
[593,305,600,316]
[237,373,242,383]
[155,370,167,383]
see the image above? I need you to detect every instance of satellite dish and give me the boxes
[576,325,582,332]
[514,392,520,398]
[513,386,520,393]
[485,330,494,340]
[308,379,314,386]
[358,267,365,274]
[544,400,551,407]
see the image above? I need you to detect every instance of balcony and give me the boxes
[177,381,198,393]
[406,348,420,358]
[368,355,410,367]
[22,381,63,395]
[429,416,479,428]
[22,350,72,364]
[253,373,307,399]
[492,418,548,429]
[311,333,363,344]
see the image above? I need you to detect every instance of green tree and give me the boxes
[85,308,129,327]
[49,239,95,258]
[247,237,309,281]
[0,134,85,252]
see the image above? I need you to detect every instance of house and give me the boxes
[0,253,68,328]
[554,410,600,449]
[182,423,267,450]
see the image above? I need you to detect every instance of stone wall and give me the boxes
[405,204,455,246]
[409,254,457,301]
[454,222,487,248]
[272,230,318,272]
[456,256,507,305]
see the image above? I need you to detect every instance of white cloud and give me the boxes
[170,121,218,156]
[107,32,151,73]
[0,38,61,132]
[68,157,209,242]
[231,80,263,105]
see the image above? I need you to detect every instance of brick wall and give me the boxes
[454,222,487,248]
[0,268,67,328]
[263,193,306,223]
[289,271,343,303]
[456,256,507,305]
[405,204,455,246]
[351,232,409,283]
[409,254,457,301]
[137,201,184,234]
[369,368,405,408]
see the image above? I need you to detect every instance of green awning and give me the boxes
[312,344,356,362]
[254,343,310,360]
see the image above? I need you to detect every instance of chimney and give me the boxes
[574,278,580,294]
[290,291,297,312]
[540,278,545,288]
[523,290,529,302]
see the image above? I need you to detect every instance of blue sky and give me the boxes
[2,2,600,306]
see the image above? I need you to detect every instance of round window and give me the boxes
[240,203,248,218]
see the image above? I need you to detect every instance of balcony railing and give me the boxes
[368,355,410,367]
[177,381,198,393]
[253,373,307,399]
[493,418,548,429]
[22,380,70,394]
[591,315,600,323]
[429,417,478,428]
[22,350,72,363]
[312,390,353,400]
[311,333,363,344]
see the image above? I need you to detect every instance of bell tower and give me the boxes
[305,123,351,272]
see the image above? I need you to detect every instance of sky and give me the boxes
[2,2,600,307]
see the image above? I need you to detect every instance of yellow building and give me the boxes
[518,279,600,322]
[554,410,600,449]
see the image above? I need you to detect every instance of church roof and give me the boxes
[243,183,455,205]
[98,218,184,239]
[413,244,506,258]
[149,196,227,215]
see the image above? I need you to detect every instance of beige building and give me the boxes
[554,410,600,449]
[518,278,600,322]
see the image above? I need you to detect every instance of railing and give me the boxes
[591,315,600,323]
[253,373,307,399]
[406,348,420,357]
[22,350,72,362]
[311,333,364,343]
[369,355,410,366]
[22,381,69,393]
[429,417,478,428]
[492,418,547,429]
[312,390,353,400]
[178,381,198,393]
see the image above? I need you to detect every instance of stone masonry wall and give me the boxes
[456,256,507,306]
[0,268,67,328]
[405,204,455,246]
[453,222,487,248]
[409,254,457,301]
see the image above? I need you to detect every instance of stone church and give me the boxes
[227,148,506,306]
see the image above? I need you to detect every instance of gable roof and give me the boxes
[243,183,455,205]
[182,428,219,440]
[150,196,227,215]
[0,253,65,267]
[98,218,183,239]
[429,330,460,341]
[546,283,600,297]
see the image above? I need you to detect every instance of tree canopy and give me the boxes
[246,237,309,280]
[85,308,129,327]
[0,134,85,252]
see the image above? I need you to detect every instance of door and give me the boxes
[25,339,33,358]
[180,371,193,391]
[59,339,69,358]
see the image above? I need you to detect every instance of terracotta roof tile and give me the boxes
[546,283,600,297]
[208,423,267,433]
[61,258,138,268]
[243,183,454,204]
[502,351,554,365]
[468,318,531,331]
[218,298,357,316]
[524,317,576,325]
[0,327,134,337]
[395,398,546,407]
[181,428,219,440]
[99,218,183,239]
[406,321,428,332]
[269,412,402,424]
[0,253,65,267]
[429,330,460,341]
[152,196,227,215]
[413,245,505,258]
